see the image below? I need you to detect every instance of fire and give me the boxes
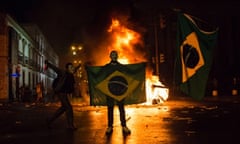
[146,76,169,104]
[106,18,169,104]
[107,18,144,64]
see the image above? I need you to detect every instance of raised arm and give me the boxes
[44,60,63,75]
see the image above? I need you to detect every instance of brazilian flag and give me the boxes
[86,62,146,106]
[175,13,218,100]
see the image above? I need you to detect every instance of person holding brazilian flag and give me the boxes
[86,50,146,135]
[175,12,218,100]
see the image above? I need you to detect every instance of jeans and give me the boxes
[107,97,126,127]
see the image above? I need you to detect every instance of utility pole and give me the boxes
[154,14,159,76]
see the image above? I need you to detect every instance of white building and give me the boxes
[0,13,58,102]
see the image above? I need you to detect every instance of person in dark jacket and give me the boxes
[45,60,80,130]
[105,50,131,135]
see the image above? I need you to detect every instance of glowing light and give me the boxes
[73,51,76,55]
[78,46,82,50]
[10,73,20,77]
[71,46,76,50]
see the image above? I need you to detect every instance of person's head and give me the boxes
[110,50,118,61]
[65,62,74,73]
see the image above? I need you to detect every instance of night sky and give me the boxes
[1,0,238,54]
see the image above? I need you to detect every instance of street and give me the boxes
[0,96,240,144]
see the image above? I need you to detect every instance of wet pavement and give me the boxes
[0,96,240,144]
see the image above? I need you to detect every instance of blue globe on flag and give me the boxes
[108,76,128,96]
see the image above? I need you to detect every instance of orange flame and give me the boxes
[107,18,168,104]
[107,19,145,64]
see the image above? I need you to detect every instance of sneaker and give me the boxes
[105,127,113,135]
[122,126,131,135]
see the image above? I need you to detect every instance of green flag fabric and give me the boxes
[86,62,146,106]
[175,13,218,100]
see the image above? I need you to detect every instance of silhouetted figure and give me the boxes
[105,50,131,135]
[45,60,79,130]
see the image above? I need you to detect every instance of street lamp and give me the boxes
[73,60,82,64]
[70,44,85,98]
[71,45,83,56]
[70,44,84,78]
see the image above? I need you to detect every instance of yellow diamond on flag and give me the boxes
[180,32,204,83]
[96,70,140,101]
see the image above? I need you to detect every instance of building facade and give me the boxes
[0,13,58,102]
